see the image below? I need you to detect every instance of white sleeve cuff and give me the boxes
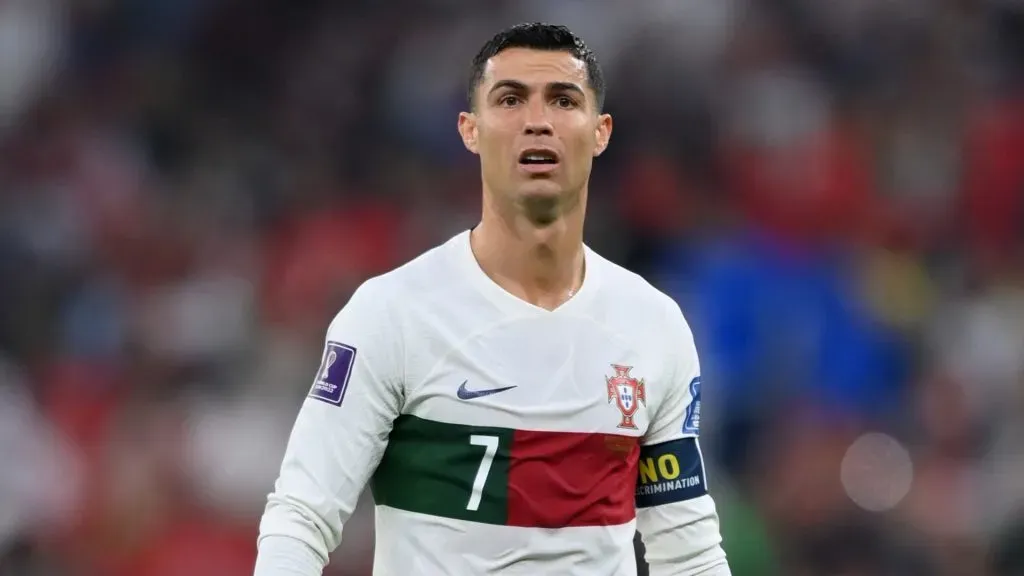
[254,535,326,576]
[640,496,730,576]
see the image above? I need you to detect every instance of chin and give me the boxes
[516,178,565,199]
[515,182,574,225]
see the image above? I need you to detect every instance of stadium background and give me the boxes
[1,0,1023,574]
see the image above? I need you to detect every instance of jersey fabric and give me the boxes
[256,230,730,576]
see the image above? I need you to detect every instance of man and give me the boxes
[255,23,730,576]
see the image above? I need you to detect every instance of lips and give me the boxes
[518,148,560,165]
[518,148,560,174]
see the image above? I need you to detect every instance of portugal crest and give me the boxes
[606,364,646,430]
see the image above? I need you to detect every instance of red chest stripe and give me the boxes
[507,430,640,528]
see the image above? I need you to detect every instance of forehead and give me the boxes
[482,47,589,89]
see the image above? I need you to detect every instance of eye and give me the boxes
[498,95,521,107]
[554,96,577,109]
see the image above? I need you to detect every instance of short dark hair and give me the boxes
[467,23,606,112]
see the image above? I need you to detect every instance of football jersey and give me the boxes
[257,230,729,576]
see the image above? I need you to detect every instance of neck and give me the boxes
[471,189,587,310]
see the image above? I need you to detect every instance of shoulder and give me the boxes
[587,248,694,343]
[330,234,460,325]
[322,240,456,374]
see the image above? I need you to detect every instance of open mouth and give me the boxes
[518,149,560,166]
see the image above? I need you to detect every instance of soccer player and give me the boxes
[255,22,731,576]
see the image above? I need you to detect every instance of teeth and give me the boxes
[522,152,555,163]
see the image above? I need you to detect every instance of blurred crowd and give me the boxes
[1,0,1023,575]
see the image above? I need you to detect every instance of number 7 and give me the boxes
[467,435,499,511]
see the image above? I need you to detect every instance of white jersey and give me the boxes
[256,230,730,576]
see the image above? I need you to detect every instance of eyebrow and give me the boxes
[487,80,587,99]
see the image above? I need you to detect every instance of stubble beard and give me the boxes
[517,184,582,228]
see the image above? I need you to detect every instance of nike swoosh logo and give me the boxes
[457,381,517,400]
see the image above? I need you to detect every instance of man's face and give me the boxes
[459,48,612,221]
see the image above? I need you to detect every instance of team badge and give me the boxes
[606,364,646,430]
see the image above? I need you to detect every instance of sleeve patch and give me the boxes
[308,342,357,406]
[635,437,707,508]
[682,376,701,435]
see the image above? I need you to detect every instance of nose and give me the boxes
[523,120,554,136]
[522,100,554,136]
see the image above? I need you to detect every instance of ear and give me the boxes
[593,113,613,157]
[458,111,479,154]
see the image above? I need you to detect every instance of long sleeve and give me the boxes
[253,536,325,575]
[255,279,404,575]
[636,301,730,576]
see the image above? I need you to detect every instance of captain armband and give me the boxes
[634,437,707,508]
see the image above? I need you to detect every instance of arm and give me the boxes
[254,280,403,575]
[636,302,730,576]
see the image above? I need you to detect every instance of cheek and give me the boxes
[478,138,513,176]
[571,130,598,162]
[484,139,513,166]
[479,125,515,159]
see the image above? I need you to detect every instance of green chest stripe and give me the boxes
[371,415,513,525]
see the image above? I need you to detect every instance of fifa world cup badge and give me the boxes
[606,364,646,430]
